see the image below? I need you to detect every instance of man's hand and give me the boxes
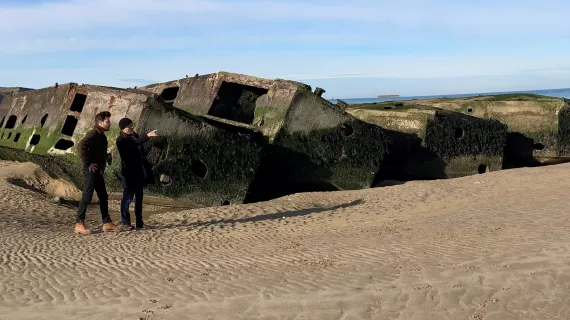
[147,129,158,137]
[88,163,98,172]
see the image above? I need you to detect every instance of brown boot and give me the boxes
[74,222,92,235]
[102,222,118,232]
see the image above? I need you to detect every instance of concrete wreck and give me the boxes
[140,72,387,201]
[0,83,266,206]
[355,95,570,169]
[0,73,387,206]
[347,104,508,181]
[417,94,570,161]
[1,71,537,207]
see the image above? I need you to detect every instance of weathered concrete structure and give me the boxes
[141,72,387,201]
[0,83,265,206]
[0,87,34,95]
[140,72,306,141]
[348,104,508,180]
[0,87,34,104]
[383,94,570,162]
[5,72,544,206]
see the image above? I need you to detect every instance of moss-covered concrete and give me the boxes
[134,101,266,206]
[347,105,507,180]
[142,72,389,200]
[243,87,387,202]
[0,83,267,206]
[252,105,288,142]
[350,94,568,160]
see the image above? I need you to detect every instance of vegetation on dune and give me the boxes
[347,93,560,110]
[348,101,432,111]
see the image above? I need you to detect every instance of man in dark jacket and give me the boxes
[75,111,117,234]
[116,117,158,229]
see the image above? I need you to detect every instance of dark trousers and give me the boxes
[76,169,111,223]
[120,186,144,226]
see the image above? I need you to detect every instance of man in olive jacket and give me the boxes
[116,117,158,229]
[75,111,117,234]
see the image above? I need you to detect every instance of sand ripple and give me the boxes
[1,161,570,319]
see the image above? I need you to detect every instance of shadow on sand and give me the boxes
[155,199,365,230]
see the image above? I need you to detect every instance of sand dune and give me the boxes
[2,160,570,319]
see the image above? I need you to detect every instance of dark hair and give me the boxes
[95,111,111,124]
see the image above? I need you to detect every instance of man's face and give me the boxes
[98,117,111,131]
[122,123,134,135]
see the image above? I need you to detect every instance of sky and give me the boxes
[1,0,570,98]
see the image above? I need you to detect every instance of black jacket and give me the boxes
[77,126,109,171]
[116,132,154,189]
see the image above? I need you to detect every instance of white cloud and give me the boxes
[3,52,570,85]
[1,0,569,38]
[2,0,570,96]
[0,33,407,55]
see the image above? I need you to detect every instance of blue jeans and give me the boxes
[120,187,144,226]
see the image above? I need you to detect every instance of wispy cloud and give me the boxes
[1,0,570,97]
[2,0,569,37]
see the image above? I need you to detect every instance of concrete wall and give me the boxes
[418,95,567,158]
[347,106,508,179]
[140,72,303,138]
[0,87,34,103]
[136,101,266,206]
[0,83,152,157]
[0,82,267,206]
[0,83,74,154]
[251,88,386,197]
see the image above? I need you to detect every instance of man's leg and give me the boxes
[75,170,95,234]
[93,173,116,231]
[134,187,144,228]
[120,187,135,225]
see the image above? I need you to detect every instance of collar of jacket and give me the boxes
[120,131,136,137]
[93,125,106,134]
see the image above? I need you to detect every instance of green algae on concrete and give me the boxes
[279,88,385,188]
[135,101,266,206]
[0,83,267,206]
[354,94,568,159]
[424,110,507,177]
[244,88,386,202]
[347,104,507,180]
[143,72,389,201]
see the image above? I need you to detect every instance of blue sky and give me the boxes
[1,0,570,98]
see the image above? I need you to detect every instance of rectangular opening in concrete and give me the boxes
[208,81,268,125]
[54,138,74,150]
[160,87,179,106]
[69,93,87,112]
[13,132,20,142]
[5,115,17,129]
[61,115,78,136]
[30,134,41,146]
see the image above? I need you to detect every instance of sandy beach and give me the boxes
[2,160,570,319]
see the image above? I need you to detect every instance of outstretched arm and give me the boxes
[132,130,158,145]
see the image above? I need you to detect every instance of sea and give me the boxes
[328,88,570,105]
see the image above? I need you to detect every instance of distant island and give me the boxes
[377,94,400,98]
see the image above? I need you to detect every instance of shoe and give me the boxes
[135,222,145,229]
[102,222,118,232]
[121,223,135,231]
[74,222,92,235]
